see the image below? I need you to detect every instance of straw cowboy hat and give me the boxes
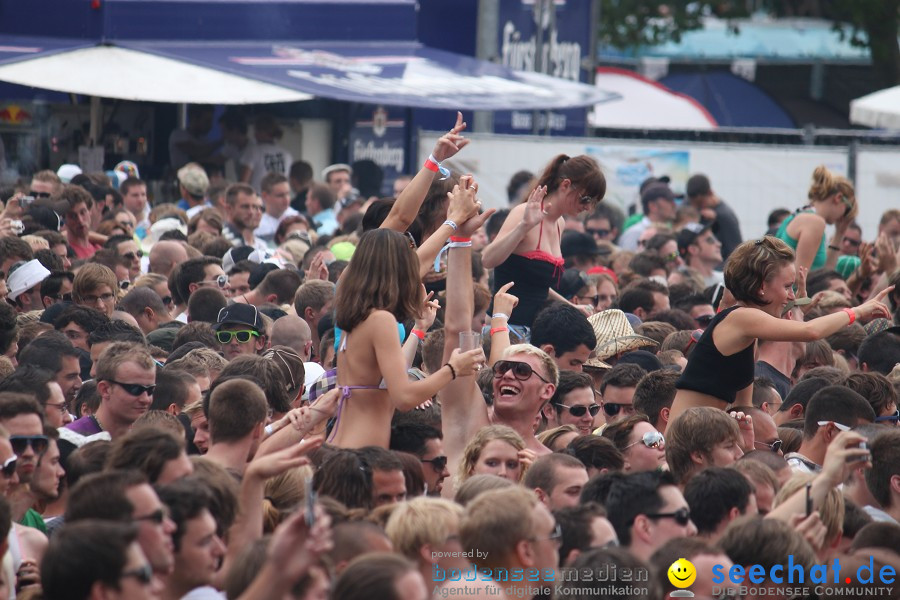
[584,309,658,368]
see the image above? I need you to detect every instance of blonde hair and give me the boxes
[457,425,526,485]
[134,273,167,289]
[537,425,577,450]
[776,472,843,548]
[384,497,463,562]
[808,165,857,220]
[165,348,228,379]
[502,344,559,386]
[262,465,313,534]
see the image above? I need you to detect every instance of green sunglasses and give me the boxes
[216,330,260,344]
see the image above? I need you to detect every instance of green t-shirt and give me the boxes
[20,508,47,534]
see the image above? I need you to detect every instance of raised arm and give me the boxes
[481,186,545,269]
[381,112,469,232]
[488,282,517,366]
[724,287,893,345]
[415,183,479,278]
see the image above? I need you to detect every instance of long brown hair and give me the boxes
[535,154,606,206]
[334,228,422,332]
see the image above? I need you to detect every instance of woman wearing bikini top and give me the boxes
[329,226,484,449]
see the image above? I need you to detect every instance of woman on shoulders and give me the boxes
[482,155,606,334]
[775,165,857,273]
[329,228,483,449]
[670,236,892,424]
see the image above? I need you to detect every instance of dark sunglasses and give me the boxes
[216,330,260,344]
[29,190,52,199]
[421,455,448,471]
[695,314,714,326]
[492,360,551,384]
[876,410,900,423]
[123,250,144,261]
[754,439,784,453]
[575,294,600,307]
[602,402,631,417]
[48,293,73,302]
[107,380,156,397]
[121,563,154,585]
[0,455,17,478]
[133,507,169,525]
[555,402,601,418]
[586,228,610,238]
[10,435,48,456]
[161,296,173,305]
[645,507,692,527]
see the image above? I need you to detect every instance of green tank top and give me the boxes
[775,212,827,271]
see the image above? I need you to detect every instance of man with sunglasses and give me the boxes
[66,469,178,577]
[743,406,784,457]
[677,222,724,288]
[606,470,697,562]
[543,371,598,436]
[214,304,267,361]
[42,520,161,600]
[66,343,156,440]
[598,363,645,427]
[105,234,144,281]
[389,421,449,497]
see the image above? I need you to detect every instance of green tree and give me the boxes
[598,1,900,87]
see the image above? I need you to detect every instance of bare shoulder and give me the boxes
[15,523,48,560]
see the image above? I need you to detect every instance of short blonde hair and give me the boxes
[385,497,463,563]
[165,348,228,379]
[502,344,559,386]
[776,473,843,548]
[460,486,538,569]
[458,425,526,485]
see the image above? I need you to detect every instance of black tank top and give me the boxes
[676,306,755,404]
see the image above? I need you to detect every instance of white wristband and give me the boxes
[492,313,510,321]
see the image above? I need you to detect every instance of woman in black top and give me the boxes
[671,236,892,424]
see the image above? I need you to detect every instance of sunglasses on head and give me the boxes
[625,430,665,450]
[121,563,154,585]
[645,506,691,526]
[555,402,601,418]
[754,439,783,453]
[0,455,16,478]
[492,360,551,384]
[10,435,49,456]
[107,380,156,397]
[421,455,448,471]
[216,330,260,344]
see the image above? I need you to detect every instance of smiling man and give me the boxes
[66,343,156,440]
[544,371,598,436]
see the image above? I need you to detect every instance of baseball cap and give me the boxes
[7,260,51,301]
[222,247,262,274]
[214,304,264,332]
[677,222,712,258]
[56,164,82,184]
[177,163,210,197]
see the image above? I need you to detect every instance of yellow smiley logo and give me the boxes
[668,558,696,589]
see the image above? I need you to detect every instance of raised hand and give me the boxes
[446,179,480,226]
[432,112,469,163]
[417,290,440,331]
[493,282,519,317]
[854,286,894,322]
[522,186,547,229]
[448,347,486,378]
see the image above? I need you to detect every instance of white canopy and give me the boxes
[850,85,900,130]
[589,67,717,130]
[0,45,313,104]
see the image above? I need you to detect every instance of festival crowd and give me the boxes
[0,110,896,600]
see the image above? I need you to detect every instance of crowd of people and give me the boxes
[0,111,896,600]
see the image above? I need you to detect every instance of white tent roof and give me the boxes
[589,68,717,130]
[850,85,900,130]
[0,45,313,104]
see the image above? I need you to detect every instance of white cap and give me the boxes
[56,164,82,184]
[321,163,352,181]
[8,259,51,301]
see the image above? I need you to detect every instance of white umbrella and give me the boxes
[589,67,717,130]
[850,85,900,129]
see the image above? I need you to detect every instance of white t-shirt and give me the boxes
[240,143,292,194]
[255,206,299,244]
